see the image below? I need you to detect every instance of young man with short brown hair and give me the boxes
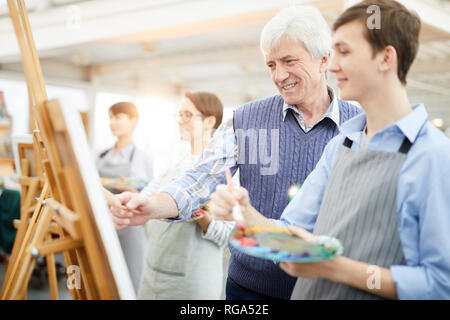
[209,0,450,299]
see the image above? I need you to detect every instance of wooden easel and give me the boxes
[17,136,42,220]
[11,130,63,299]
[1,0,132,300]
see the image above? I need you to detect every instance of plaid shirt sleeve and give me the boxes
[161,116,238,221]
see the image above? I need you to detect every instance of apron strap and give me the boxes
[343,137,353,148]
[398,137,412,154]
[342,136,412,154]
[100,146,136,161]
[129,146,136,162]
[99,147,112,159]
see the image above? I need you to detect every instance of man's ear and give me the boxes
[320,52,332,73]
[203,116,216,129]
[378,45,397,74]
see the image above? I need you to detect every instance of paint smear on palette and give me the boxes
[229,225,343,263]
[101,177,147,193]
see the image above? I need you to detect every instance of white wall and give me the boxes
[1,76,243,178]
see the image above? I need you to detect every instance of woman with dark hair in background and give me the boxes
[95,101,153,292]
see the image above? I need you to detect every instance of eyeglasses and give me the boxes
[175,111,206,123]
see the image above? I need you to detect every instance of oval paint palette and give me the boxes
[229,225,343,263]
[100,177,147,193]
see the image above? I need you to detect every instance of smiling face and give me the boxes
[264,37,327,107]
[329,20,383,103]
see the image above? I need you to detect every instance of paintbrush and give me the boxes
[225,167,244,223]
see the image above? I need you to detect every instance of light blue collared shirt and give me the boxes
[276,104,450,300]
[283,86,340,133]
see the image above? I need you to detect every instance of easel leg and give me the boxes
[74,248,99,299]
[22,179,39,218]
[10,205,54,299]
[3,179,40,281]
[57,226,86,300]
[62,250,83,300]
[45,233,59,300]
[1,182,49,299]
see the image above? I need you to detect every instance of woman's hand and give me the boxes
[195,211,212,234]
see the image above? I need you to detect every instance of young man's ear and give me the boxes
[204,116,216,129]
[378,45,397,74]
[320,52,332,73]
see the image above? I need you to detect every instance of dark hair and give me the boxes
[333,0,421,85]
[184,91,223,129]
[109,102,139,119]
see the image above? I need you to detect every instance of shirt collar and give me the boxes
[340,103,428,143]
[114,144,135,155]
[396,104,428,143]
[282,86,340,128]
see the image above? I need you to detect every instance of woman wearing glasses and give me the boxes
[137,91,235,299]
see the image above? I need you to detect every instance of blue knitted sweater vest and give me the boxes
[231,94,361,299]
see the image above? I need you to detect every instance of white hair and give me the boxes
[260,6,332,59]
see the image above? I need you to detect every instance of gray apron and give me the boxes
[291,136,412,300]
[97,146,146,292]
[97,146,136,178]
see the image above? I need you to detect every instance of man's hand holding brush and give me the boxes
[209,168,274,228]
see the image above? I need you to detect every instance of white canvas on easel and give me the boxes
[60,103,136,300]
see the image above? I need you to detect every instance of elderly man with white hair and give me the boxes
[110,6,361,300]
